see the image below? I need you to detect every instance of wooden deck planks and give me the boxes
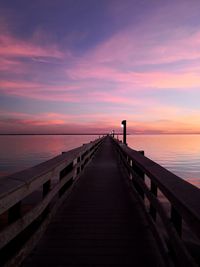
[22,137,164,267]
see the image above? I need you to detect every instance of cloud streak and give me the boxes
[1,0,200,133]
[0,32,64,59]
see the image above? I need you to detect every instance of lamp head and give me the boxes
[121,120,126,126]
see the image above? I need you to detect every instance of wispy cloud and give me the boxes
[1,0,200,133]
[0,33,64,59]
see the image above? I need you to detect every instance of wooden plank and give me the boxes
[22,137,165,267]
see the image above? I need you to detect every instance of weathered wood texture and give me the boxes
[22,137,165,267]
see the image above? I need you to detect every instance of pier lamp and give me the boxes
[121,120,127,145]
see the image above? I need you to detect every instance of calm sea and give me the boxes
[0,134,200,188]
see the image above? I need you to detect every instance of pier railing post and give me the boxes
[113,137,200,266]
[0,137,105,267]
[138,150,145,200]
[43,180,51,198]
[8,201,21,223]
[149,181,157,221]
[132,151,145,200]
[171,205,182,237]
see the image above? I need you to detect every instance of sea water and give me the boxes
[0,134,200,188]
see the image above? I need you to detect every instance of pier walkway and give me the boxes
[1,136,200,267]
[22,137,164,266]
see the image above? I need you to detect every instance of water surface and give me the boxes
[0,134,200,188]
[0,135,97,176]
[127,134,200,188]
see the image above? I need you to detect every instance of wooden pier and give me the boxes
[0,136,200,266]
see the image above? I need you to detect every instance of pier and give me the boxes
[0,136,200,266]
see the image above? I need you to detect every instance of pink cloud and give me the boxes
[148,31,200,64]
[0,78,146,105]
[0,58,23,72]
[76,16,200,68]
[0,80,82,101]
[2,115,200,134]
[126,120,200,135]
[0,33,64,59]
[1,107,200,134]
[1,3,200,135]
[0,116,110,134]
[67,61,200,90]
[2,14,200,106]
[64,25,200,93]
[87,91,141,105]
[0,110,125,126]
[23,119,65,126]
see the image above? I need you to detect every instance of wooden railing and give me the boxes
[0,137,104,267]
[113,138,200,267]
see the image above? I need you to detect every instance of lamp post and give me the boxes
[121,120,127,145]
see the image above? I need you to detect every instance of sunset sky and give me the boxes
[1,0,200,134]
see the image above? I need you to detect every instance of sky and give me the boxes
[1,0,200,134]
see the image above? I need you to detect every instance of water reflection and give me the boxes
[0,135,97,176]
[1,134,200,189]
[127,134,200,188]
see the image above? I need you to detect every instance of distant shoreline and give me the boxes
[1,133,200,136]
[0,133,117,136]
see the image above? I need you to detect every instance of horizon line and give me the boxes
[1,132,200,136]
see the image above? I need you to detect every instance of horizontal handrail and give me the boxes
[0,137,103,214]
[0,136,105,264]
[112,138,200,266]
